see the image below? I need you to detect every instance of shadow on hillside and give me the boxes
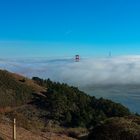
[78,135,88,140]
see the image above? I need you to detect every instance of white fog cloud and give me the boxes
[1,55,140,87]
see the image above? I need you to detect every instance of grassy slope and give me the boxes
[0,122,76,140]
[0,69,136,140]
[89,116,140,140]
[0,70,44,109]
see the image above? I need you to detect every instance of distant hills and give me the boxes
[0,69,139,139]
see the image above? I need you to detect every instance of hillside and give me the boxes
[0,121,76,140]
[0,70,44,109]
[88,116,140,140]
[32,78,130,126]
[0,69,138,140]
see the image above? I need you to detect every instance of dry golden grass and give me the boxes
[0,123,77,140]
[11,72,45,93]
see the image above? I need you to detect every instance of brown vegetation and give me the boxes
[0,123,76,140]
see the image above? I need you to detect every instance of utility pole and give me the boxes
[13,118,16,140]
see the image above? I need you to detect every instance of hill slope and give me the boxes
[0,70,44,109]
[89,116,140,140]
[0,70,135,139]
[6,77,130,130]
[0,121,76,140]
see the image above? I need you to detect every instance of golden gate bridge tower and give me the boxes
[75,55,80,62]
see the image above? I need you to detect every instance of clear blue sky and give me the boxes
[0,0,140,58]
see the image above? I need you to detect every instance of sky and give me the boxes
[0,0,140,58]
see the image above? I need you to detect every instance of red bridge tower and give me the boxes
[75,55,80,62]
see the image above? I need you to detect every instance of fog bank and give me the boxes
[1,55,140,87]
